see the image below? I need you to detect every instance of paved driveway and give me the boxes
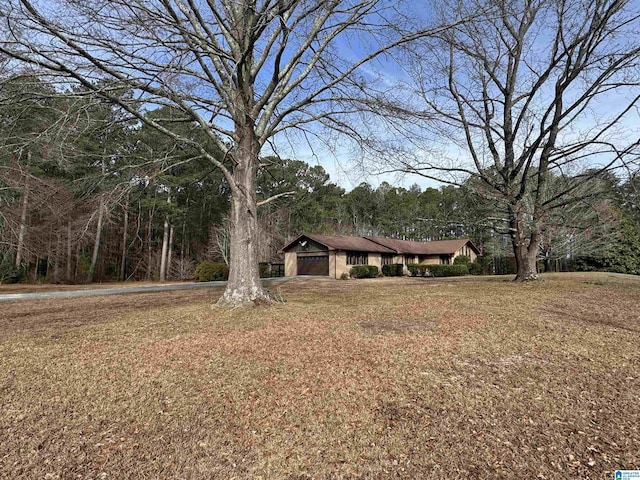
[0,277,292,302]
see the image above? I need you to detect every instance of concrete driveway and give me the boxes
[0,277,292,302]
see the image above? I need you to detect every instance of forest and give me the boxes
[1,75,639,284]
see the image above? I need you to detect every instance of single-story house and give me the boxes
[280,234,480,278]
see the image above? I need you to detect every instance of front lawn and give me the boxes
[1,273,638,478]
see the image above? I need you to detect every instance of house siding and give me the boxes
[284,251,297,277]
[419,256,441,265]
[335,251,349,278]
[452,247,477,263]
[369,253,382,272]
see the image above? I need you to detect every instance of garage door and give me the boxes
[297,254,329,276]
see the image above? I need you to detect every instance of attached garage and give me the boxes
[296,254,329,276]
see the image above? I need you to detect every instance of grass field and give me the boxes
[1,273,638,479]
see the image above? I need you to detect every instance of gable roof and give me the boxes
[366,236,480,256]
[281,234,479,256]
[281,234,396,253]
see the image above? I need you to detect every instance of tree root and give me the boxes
[214,287,286,308]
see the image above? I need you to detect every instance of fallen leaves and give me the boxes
[0,274,638,478]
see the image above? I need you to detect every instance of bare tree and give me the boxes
[383,0,640,281]
[208,219,231,266]
[0,0,453,304]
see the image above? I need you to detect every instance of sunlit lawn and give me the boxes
[1,273,638,478]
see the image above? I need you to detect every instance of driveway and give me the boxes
[0,277,292,302]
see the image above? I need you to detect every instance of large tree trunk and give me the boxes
[510,210,539,282]
[217,134,272,306]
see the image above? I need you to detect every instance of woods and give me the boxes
[1,76,638,285]
[1,0,640,300]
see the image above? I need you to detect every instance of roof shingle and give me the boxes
[281,234,479,256]
[365,236,477,255]
[303,234,396,253]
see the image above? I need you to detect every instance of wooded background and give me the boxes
[1,74,639,283]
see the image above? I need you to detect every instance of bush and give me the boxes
[428,264,469,277]
[193,261,229,282]
[453,255,471,265]
[382,263,403,277]
[339,272,349,280]
[0,250,24,284]
[468,262,483,275]
[407,264,430,277]
[349,265,379,278]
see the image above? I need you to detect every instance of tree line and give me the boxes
[1,75,639,284]
[1,0,639,304]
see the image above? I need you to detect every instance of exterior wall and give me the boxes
[329,251,336,278]
[289,250,383,278]
[452,245,478,263]
[419,256,441,265]
[333,251,383,278]
[369,253,382,272]
[335,251,349,278]
[289,238,329,253]
[284,251,297,277]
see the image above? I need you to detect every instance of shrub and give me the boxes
[407,264,430,277]
[194,261,229,282]
[382,263,403,277]
[0,250,24,284]
[468,262,483,275]
[428,264,469,277]
[339,272,349,280]
[453,255,471,265]
[349,265,379,278]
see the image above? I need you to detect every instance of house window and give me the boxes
[440,255,451,265]
[382,254,394,266]
[405,255,416,265]
[347,251,368,265]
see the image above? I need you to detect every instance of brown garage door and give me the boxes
[297,254,329,276]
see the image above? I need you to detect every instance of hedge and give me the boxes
[194,261,229,282]
[349,265,379,278]
[382,263,403,276]
[407,264,430,277]
[468,262,483,275]
[427,264,469,277]
[453,255,471,265]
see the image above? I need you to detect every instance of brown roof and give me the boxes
[282,234,479,256]
[281,234,396,253]
[366,236,479,255]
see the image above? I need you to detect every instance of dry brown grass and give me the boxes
[1,273,638,479]
[0,281,190,294]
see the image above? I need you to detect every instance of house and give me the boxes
[280,234,480,278]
